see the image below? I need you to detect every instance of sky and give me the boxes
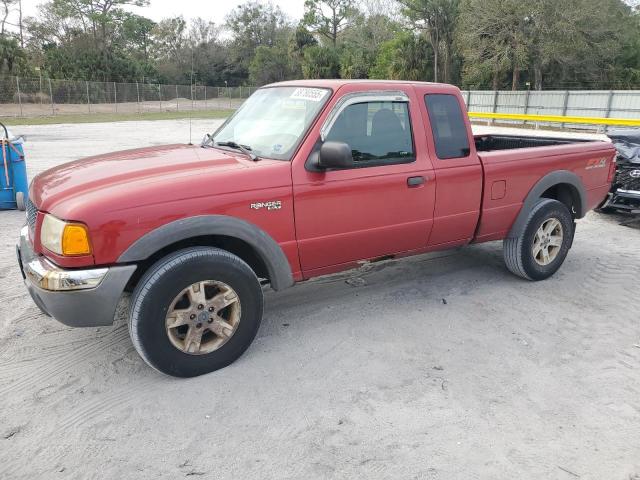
[20,0,307,24]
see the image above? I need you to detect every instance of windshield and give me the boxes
[212,86,331,160]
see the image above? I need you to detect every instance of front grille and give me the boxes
[616,167,640,192]
[26,196,37,231]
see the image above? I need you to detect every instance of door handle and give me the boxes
[407,176,426,187]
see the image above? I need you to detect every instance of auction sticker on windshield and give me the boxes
[290,88,328,102]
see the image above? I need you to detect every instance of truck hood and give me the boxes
[608,129,640,166]
[31,144,283,214]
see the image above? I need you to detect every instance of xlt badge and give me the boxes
[250,200,282,211]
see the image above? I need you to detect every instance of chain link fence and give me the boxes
[3,76,640,126]
[0,75,258,118]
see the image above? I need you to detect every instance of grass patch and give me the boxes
[2,109,231,126]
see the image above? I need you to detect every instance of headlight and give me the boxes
[41,214,92,256]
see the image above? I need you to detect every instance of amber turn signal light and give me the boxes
[61,224,92,256]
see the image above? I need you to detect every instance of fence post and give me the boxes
[113,81,117,113]
[86,81,91,113]
[158,84,162,111]
[39,75,43,108]
[48,78,55,116]
[561,90,570,129]
[604,90,615,133]
[491,90,498,125]
[136,82,141,113]
[16,76,23,117]
[204,86,207,110]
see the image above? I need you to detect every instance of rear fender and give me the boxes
[507,170,587,239]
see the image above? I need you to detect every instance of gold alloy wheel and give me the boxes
[532,218,564,266]
[165,280,241,355]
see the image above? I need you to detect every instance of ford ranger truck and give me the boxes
[17,80,616,377]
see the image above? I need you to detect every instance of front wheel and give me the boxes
[503,199,574,281]
[129,247,263,377]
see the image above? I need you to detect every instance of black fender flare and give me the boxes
[507,170,587,239]
[118,215,294,291]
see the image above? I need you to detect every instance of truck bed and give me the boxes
[474,134,591,152]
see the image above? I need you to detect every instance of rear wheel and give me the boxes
[129,247,263,377]
[503,199,574,281]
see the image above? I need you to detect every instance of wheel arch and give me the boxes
[119,215,294,292]
[508,170,587,239]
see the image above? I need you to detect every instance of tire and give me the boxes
[129,247,263,377]
[15,192,25,211]
[503,199,574,281]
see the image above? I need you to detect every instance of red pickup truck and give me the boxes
[17,80,616,377]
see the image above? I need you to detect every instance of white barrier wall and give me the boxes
[462,90,640,128]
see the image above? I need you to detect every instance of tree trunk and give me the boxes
[18,0,23,48]
[332,6,337,47]
[433,45,439,83]
[512,67,520,90]
[1,2,8,35]
[429,28,439,83]
[492,59,500,90]
[534,65,543,90]
[443,44,452,84]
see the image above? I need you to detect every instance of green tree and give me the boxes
[301,44,340,78]
[288,23,317,78]
[121,13,155,62]
[339,45,369,78]
[226,2,289,55]
[456,0,528,89]
[457,0,631,90]
[369,31,433,80]
[24,0,153,81]
[303,0,358,46]
[338,13,400,79]
[249,44,292,85]
[151,17,186,60]
[1,0,17,36]
[0,35,25,73]
[398,0,460,83]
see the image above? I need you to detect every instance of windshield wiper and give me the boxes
[214,141,259,161]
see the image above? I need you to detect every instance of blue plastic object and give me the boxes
[0,122,28,211]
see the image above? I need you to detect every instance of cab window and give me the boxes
[325,101,415,166]
[424,94,470,159]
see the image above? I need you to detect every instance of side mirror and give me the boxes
[317,141,353,170]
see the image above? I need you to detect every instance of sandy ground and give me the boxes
[1,120,639,480]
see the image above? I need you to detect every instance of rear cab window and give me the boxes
[424,94,470,159]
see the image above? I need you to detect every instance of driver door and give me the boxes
[292,89,436,277]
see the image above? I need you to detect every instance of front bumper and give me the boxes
[17,226,137,327]
[603,189,640,212]
[616,189,640,200]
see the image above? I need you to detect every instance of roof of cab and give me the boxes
[263,79,455,90]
